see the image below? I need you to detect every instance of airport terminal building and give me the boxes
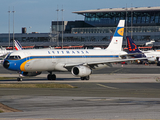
[1,6,160,48]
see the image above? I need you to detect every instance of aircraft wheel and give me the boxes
[17,77,22,81]
[81,77,85,80]
[47,74,56,80]
[51,74,56,80]
[81,76,90,80]
[47,74,52,80]
[85,76,90,80]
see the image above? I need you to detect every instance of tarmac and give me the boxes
[0,73,160,83]
[1,64,160,120]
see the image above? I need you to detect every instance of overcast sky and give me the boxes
[0,0,160,33]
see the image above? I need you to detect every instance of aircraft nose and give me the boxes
[3,60,10,69]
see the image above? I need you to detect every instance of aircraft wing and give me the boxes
[64,57,147,70]
[86,57,147,65]
[142,51,152,53]
[120,52,144,56]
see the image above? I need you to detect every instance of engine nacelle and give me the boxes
[19,72,42,77]
[71,66,91,77]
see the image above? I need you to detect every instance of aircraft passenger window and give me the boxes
[17,56,21,59]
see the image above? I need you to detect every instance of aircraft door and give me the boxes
[52,53,57,68]
[23,52,31,70]
[82,50,86,63]
[24,52,30,61]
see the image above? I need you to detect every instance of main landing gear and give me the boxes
[47,72,56,80]
[80,75,90,80]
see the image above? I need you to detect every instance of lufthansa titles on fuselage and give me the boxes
[48,50,89,55]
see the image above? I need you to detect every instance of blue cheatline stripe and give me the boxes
[31,56,52,59]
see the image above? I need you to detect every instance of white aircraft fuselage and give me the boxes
[4,49,127,72]
[143,50,160,62]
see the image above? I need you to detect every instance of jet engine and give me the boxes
[19,71,42,77]
[71,66,91,77]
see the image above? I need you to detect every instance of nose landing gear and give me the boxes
[17,77,23,81]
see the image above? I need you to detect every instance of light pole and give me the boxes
[56,7,59,46]
[131,4,133,39]
[61,8,64,49]
[12,7,15,50]
[29,26,32,33]
[125,4,127,47]
[8,7,11,47]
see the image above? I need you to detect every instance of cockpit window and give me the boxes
[6,55,21,60]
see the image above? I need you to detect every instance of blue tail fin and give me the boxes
[127,36,141,53]
[126,36,145,58]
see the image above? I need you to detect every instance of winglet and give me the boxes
[106,20,125,51]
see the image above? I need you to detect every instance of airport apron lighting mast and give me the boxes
[12,7,15,50]
[61,7,64,49]
[8,7,11,47]
[56,6,59,46]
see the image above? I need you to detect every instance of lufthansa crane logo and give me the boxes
[117,28,124,36]
[114,27,124,37]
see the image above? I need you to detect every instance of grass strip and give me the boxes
[0,83,75,88]
[0,110,4,113]
[0,77,16,80]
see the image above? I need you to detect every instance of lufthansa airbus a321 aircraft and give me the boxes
[3,20,145,81]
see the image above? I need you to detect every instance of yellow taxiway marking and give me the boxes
[97,84,118,89]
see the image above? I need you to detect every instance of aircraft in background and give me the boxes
[145,40,155,46]
[3,20,146,81]
[127,36,160,63]
[0,40,23,57]
[14,40,23,50]
[0,47,12,57]
[0,40,23,64]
